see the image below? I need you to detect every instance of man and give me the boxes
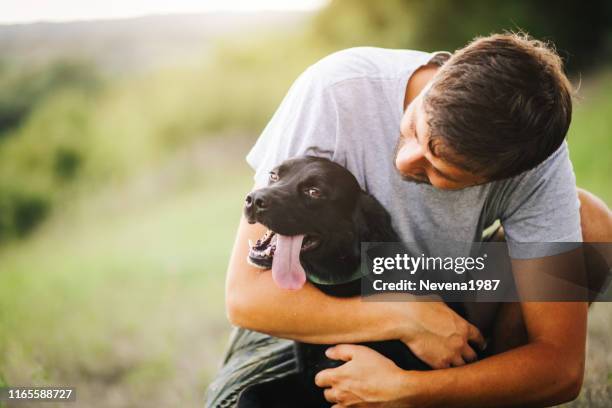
[207,33,612,407]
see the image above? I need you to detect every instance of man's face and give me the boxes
[394,93,486,190]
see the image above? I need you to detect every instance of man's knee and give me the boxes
[577,188,612,242]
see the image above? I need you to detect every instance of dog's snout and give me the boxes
[254,196,267,209]
[245,193,253,208]
[245,192,267,210]
[244,191,269,224]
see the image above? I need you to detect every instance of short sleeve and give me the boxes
[500,142,582,259]
[246,67,339,187]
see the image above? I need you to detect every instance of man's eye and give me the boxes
[269,172,279,182]
[304,187,322,199]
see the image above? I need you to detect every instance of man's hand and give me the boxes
[315,344,420,408]
[395,301,485,368]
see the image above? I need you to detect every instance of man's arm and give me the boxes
[314,252,587,407]
[315,300,585,407]
[225,215,402,344]
[225,212,484,367]
[402,300,587,407]
[396,194,606,407]
[407,251,588,407]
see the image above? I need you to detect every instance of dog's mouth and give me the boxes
[248,230,321,267]
[247,229,320,290]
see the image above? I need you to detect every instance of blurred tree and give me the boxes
[0,85,96,242]
[0,60,100,136]
[0,60,101,242]
[0,189,49,240]
[314,0,612,72]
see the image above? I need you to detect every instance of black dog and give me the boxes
[240,156,454,407]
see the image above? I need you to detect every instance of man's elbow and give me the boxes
[225,281,251,328]
[553,359,585,404]
[225,270,263,330]
[226,296,260,331]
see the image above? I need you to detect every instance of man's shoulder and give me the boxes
[492,141,578,222]
[502,141,573,190]
[304,47,431,88]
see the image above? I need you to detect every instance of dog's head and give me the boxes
[244,156,398,290]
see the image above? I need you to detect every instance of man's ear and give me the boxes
[352,191,399,242]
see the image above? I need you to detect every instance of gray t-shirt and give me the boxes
[246,47,582,259]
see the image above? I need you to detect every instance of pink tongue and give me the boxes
[272,234,307,290]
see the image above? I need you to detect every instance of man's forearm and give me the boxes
[403,255,589,407]
[226,215,419,345]
[402,340,584,408]
[225,215,483,369]
[227,267,405,344]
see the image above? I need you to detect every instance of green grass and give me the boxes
[0,140,253,407]
[568,70,612,205]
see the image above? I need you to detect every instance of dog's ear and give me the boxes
[353,191,399,242]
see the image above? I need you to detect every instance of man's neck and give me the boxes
[404,63,440,110]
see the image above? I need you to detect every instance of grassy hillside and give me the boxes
[568,70,612,203]
[0,137,253,407]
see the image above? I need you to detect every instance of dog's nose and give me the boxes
[245,191,267,211]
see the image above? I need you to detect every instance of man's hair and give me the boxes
[424,32,573,181]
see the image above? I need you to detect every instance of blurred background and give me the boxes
[0,0,610,407]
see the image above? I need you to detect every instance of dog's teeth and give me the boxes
[248,239,254,248]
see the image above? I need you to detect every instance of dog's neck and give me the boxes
[301,249,362,287]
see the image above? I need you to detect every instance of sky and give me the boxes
[0,0,329,24]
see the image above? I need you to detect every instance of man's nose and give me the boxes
[395,140,426,174]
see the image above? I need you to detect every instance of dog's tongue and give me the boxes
[272,234,306,290]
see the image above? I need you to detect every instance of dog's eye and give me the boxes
[305,187,322,199]
[269,172,279,182]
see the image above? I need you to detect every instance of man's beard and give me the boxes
[400,174,432,185]
[393,136,432,185]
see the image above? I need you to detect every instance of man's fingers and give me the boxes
[315,369,334,388]
[451,355,466,367]
[325,344,357,362]
[324,387,338,403]
[462,344,478,363]
[467,323,486,351]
